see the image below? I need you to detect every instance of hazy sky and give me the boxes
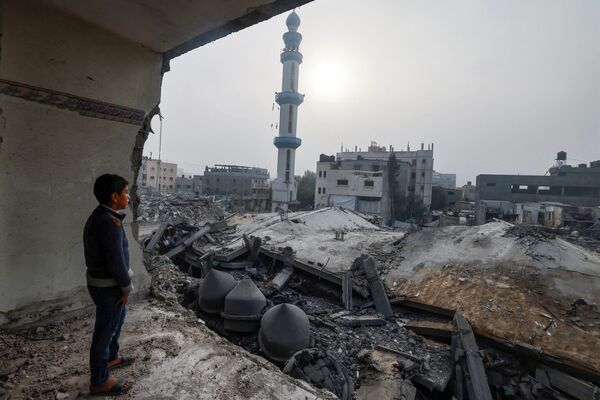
[144,0,600,186]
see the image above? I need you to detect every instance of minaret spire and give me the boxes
[271,10,304,212]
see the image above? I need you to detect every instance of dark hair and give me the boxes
[93,174,129,204]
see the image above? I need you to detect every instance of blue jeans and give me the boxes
[88,286,126,386]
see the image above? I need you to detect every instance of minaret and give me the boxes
[271,10,304,212]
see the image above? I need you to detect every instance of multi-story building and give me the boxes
[314,142,434,223]
[204,164,271,211]
[476,153,600,224]
[138,157,178,193]
[477,164,600,208]
[176,175,204,195]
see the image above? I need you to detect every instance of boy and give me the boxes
[83,174,134,395]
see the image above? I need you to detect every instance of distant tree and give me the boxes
[296,170,316,209]
[431,186,448,210]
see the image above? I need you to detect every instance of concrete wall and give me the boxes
[0,1,162,327]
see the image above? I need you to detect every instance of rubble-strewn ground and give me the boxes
[0,258,336,400]
[4,191,599,399]
[384,222,600,375]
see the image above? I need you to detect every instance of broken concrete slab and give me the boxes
[342,271,353,311]
[338,315,386,327]
[270,266,294,291]
[453,313,493,400]
[357,255,393,319]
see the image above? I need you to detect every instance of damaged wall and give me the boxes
[0,1,162,327]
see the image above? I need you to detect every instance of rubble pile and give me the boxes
[505,222,600,254]
[137,189,229,224]
[140,207,600,399]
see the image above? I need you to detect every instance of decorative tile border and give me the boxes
[0,78,145,125]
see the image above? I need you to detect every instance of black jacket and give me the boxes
[83,205,133,293]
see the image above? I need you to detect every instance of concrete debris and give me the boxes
[355,255,394,319]
[341,271,353,310]
[136,187,229,224]
[270,266,294,291]
[283,349,352,400]
[453,313,493,400]
[134,201,600,399]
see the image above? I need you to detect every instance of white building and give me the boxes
[315,142,434,222]
[271,11,304,212]
[138,157,178,193]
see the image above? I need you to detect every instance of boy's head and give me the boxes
[93,174,129,210]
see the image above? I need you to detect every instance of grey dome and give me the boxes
[197,269,236,314]
[258,303,310,362]
[221,278,267,333]
[286,10,301,32]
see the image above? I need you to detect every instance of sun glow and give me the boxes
[306,59,352,101]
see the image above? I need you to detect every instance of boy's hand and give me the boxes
[116,292,129,306]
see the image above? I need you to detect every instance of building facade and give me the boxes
[315,142,434,223]
[138,157,178,193]
[176,175,204,195]
[271,11,304,212]
[204,164,270,211]
[476,163,600,208]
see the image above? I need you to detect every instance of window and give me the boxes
[422,159,426,164]
[421,185,424,191]
[421,172,425,178]
[323,171,327,178]
[354,164,361,170]
[169,177,173,181]
[291,64,297,91]
[486,182,496,187]
[372,165,380,172]
[286,171,290,181]
[408,185,415,192]
[337,179,348,186]
[286,149,291,171]
[170,169,173,172]
[412,160,416,166]
[318,187,321,194]
[364,180,374,187]
[233,179,236,182]
[411,173,416,179]
[288,106,294,133]
[216,178,220,182]
[319,171,322,178]
[448,191,455,195]
[163,177,166,180]
[323,188,326,194]
[150,176,155,180]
